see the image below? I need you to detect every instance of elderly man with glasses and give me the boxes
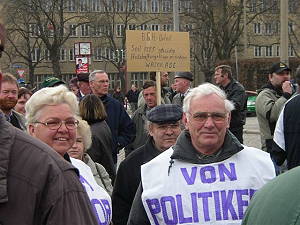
[128,83,275,225]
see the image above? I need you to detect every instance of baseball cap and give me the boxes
[41,77,65,88]
[174,72,193,81]
[146,104,183,124]
[270,62,291,74]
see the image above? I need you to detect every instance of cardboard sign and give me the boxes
[126,30,190,72]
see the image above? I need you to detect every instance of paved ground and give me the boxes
[117,115,262,167]
[243,116,261,149]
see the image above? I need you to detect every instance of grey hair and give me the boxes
[182,83,235,113]
[89,70,106,82]
[25,85,78,126]
[75,116,92,151]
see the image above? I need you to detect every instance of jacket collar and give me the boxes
[171,129,243,164]
[0,112,16,203]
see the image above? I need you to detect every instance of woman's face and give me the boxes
[28,103,77,156]
[68,132,85,160]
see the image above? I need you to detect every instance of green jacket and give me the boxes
[242,166,300,225]
[256,83,290,151]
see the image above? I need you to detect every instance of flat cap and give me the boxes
[174,72,193,81]
[146,104,183,124]
[77,73,89,82]
[41,77,65,88]
[270,62,291,74]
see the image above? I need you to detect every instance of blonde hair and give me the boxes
[25,85,78,126]
[75,116,92,151]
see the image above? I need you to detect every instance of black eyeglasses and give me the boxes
[188,112,227,123]
[35,119,79,130]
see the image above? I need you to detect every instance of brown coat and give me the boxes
[0,113,98,225]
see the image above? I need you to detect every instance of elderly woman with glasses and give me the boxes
[68,116,113,196]
[25,85,112,225]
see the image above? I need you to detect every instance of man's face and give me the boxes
[174,78,188,93]
[149,121,181,151]
[78,81,91,95]
[183,94,230,155]
[28,103,77,156]
[14,93,31,115]
[143,86,157,108]
[269,70,290,88]
[160,72,169,87]
[0,81,18,112]
[90,73,109,97]
[214,68,226,86]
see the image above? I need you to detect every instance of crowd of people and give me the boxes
[2,21,300,225]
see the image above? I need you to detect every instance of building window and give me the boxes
[105,47,114,60]
[288,22,294,34]
[254,23,261,34]
[30,24,40,37]
[162,24,173,31]
[104,0,113,12]
[65,0,76,12]
[80,24,90,37]
[94,47,104,61]
[128,0,136,11]
[79,0,89,12]
[43,49,50,61]
[254,46,262,57]
[289,45,295,57]
[289,0,298,13]
[116,0,124,12]
[69,48,75,61]
[151,24,159,31]
[274,45,280,56]
[31,48,40,62]
[116,24,125,37]
[128,24,136,30]
[151,0,159,12]
[69,24,77,37]
[139,0,147,12]
[183,24,193,32]
[162,0,171,12]
[265,46,273,56]
[265,23,272,35]
[60,48,67,61]
[140,24,149,30]
[131,72,148,89]
[91,0,100,11]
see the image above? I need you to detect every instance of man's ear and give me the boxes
[182,112,189,130]
[28,124,36,136]
[227,112,231,128]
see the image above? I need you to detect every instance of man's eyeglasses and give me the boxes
[35,119,79,130]
[188,112,227,123]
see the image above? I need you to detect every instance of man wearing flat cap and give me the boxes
[128,83,275,225]
[77,73,92,100]
[172,71,193,107]
[112,104,182,225]
[256,62,294,174]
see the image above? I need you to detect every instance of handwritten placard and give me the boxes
[126,30,190,72]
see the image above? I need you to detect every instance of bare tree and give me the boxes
[187,0,278,81]
[87,0,162,90]
[4,0,89,79]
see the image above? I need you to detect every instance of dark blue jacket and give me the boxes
[100,95,135,163]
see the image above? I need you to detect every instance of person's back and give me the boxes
[242,166,300,225]
[0,114,98,224]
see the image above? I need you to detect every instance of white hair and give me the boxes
[182,83,235,113]
[25,85,78,126]
[75,116,92,151]
[89,70,106,82]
